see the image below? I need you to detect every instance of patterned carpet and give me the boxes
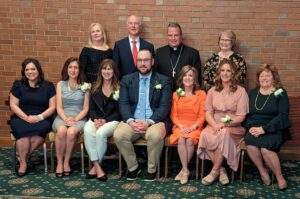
[0,147,299,199]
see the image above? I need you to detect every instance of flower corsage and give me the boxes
[80,82,91,92]
[273,88,284,97]
[176,88,185,97]
[112,90,120,101]
[154,83,162,90]
[221,115,232,125]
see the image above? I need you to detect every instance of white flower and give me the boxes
[80,82,91,92]
[274,88,284,97]
[176,88,185,97]
[155,83,162,90]
[221,115,232,124]
[112,90,119,101]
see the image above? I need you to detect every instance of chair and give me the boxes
[49,132,85,174]
[118,138,161,180]
[164,136,201,179]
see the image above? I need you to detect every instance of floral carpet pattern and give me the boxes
[0,147,299,199]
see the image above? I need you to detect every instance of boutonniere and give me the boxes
[221,115,232,125]
[111,90,119,101]
[79,82,91,92]
[154,82,162,90]
[273,88,284,97]
[176,87,185,97]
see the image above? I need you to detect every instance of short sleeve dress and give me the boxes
[197,85,249,171]
[170,90,206,145]
[10,80,56,139]
[52,81,87,132]
[79,47,113,83]
[244,88,291,152]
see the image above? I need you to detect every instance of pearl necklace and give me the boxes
[254,90,271,111]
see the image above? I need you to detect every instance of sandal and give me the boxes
[175,171,183,181]
[219,167,229,185]
[201,169,219,185]
[180,171,189,185]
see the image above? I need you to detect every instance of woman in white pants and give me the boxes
[84,59,120,181]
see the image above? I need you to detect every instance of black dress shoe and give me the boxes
[63,170,73,177]
[144,171,157,182]
[55,172,64,178]
[16,171,26,177]
[126,165,141,180]
[97,174,108,182]
[86,173,97,179]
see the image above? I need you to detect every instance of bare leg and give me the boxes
[93,161,105,177]
[16,137,30,173]
[211,149,223,171]
[55,126,67,173]
[177,137,188,172]
[186,138,195,165]
[64,127,80,172]
[29,136,44,153]
[261,148,286,187]
[246,145,270,184]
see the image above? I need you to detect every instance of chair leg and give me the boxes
[50,142,54,172]
[118,152,122,178]
[12,142,16,173]
[196,156,199,180]
[43,143,48,174]
[156,158,160,180]
[201,159,204,179]
[240,150,245,181]
[164,146,169,178]
[81,143,84,175]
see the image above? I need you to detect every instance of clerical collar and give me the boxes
[169,44,183,52]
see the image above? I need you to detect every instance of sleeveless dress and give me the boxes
[10,80,55,139]
[52,81,87,132]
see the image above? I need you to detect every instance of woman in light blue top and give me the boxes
[53,57,90,178]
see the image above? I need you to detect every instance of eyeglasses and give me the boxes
[137,58,152,63]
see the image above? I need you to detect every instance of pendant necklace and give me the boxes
[254,90,271,111]
[170,45,183,77]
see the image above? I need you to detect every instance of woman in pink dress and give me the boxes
[197,59,249,186]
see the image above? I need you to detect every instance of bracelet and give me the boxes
[37,114,44,121]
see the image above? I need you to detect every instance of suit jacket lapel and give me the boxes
[149,72,156,102]
[132,73,139,102]
[125,37,134,64]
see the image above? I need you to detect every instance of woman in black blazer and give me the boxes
[83,59,120,181]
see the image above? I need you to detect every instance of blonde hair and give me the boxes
[176,65,200,94]
[86,23,108,48]
[218,30,237,51]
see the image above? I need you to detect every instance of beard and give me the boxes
[138,67,152,75]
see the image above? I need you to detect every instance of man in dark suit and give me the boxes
[114,49,171,181]
[113,15,155,77]
[154,22,201,88]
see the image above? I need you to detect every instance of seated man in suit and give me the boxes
[155,22,201,88]
[114,49,172,181]
[113,15,155,77]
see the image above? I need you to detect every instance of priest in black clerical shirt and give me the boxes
[154,22,201,89]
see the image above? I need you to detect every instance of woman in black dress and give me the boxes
[79,23,113,83]
[10,58,56,177]
[244,64,290,190]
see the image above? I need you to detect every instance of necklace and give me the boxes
[68,81,78,91]
[170,45,183,77]
[254,90,271,111]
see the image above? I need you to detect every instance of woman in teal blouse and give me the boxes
[244,64,290,190]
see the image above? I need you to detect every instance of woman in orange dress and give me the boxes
[170,65,206,184]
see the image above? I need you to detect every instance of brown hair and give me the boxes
[256,64,283,89]
[61,57,85,84]
[176,65,200,94]
[91,59,119,94]
[218,30,237,51]
[214,59,238,92]
[21,58,44,87]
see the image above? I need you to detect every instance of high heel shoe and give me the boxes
[260,172,271,186]
[201,169,219,186]
[175,171,183,181]
[219,168,229,185]
[86,173,97,179]
[278,180,287,191]
[97,174,108,182]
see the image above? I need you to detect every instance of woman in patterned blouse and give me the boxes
[203,30,247,91]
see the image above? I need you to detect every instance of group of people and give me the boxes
[9,15,290,191]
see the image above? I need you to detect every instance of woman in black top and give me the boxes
[244,64,290,190]
[79,23,113,83]
[83,59,120,181]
